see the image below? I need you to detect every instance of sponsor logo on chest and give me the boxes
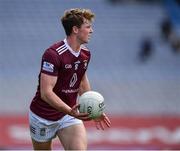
[64,60,88,70]
[64,60,87,70]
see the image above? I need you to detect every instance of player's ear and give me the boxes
[72,26,79,34]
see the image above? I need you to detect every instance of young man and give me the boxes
[29,8,111,150]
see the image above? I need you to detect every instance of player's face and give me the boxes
[77,19,93,44]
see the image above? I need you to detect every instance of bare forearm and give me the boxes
[41,90,91,121]
[40,73,71,114]
[41,91,71,114]
[79,83,91,95]
[79,74,91,96]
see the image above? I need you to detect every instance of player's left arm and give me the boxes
[79,72,91,96]
[79,72,111,130]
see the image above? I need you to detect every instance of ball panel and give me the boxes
[79,91,105,119]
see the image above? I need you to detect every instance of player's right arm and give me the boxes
[40,73,90,121]
[40,73,71,114]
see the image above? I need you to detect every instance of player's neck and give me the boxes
[66,36,81,52]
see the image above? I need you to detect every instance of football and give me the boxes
[79,91,105,119]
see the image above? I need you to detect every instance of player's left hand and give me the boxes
[94,113,111,130]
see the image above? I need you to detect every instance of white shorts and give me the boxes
[29,110,82,142]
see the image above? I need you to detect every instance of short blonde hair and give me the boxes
[61,8,95,36]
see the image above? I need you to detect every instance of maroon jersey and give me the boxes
[30,39,91,121]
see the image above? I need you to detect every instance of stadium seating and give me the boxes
[0,0,180,115]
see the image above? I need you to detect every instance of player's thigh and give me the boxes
[31,138,52,150]
[57,123,87,150]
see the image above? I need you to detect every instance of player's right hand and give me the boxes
[69,104,91,121]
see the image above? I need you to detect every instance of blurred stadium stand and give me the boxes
[1,0,180,115]
[0,0,180,149]
[165,0,180,27]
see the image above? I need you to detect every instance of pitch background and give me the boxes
[0,0,180,150]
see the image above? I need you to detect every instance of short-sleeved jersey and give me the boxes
[30,39,91,121]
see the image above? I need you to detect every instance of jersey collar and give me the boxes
[64,39,80,57]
